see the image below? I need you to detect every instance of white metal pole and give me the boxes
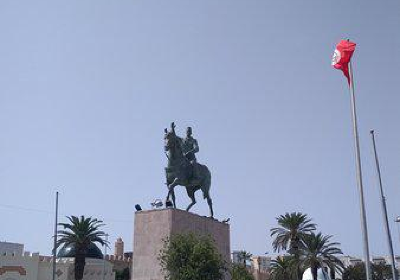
[52,191,59,280]
[348,60,372,280]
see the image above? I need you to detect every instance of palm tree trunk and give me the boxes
[75,253,86,280]
[311,265,318,280]
[294,251,301,280]
[297,265,302,280]
[291,240,301,280]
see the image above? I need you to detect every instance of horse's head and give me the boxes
[164,128,179,152]
[164,123,185,163]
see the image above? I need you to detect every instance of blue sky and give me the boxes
[1,0,400,258]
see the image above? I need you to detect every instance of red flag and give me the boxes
[332,40,356,84]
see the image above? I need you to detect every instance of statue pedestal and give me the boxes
[132,208,231,280]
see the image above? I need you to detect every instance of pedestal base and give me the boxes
[132,209,231,280]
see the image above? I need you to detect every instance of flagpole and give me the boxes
[52,191,59,280]
[348,60,372,280]
[370,130,398,280]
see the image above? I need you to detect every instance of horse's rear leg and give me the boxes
[202,189,214,218]
[166,189,176,208]
[186,188,197,212]
[207,196,214,218]
[166,191,177,208]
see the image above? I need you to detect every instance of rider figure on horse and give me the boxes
[165,122,214,217]
[181,127,199,179]
[182,127,199,162]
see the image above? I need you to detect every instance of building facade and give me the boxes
[0,243,115,280]
[251,256,271,272]
[114,237,124,258]
[0,242,24,256]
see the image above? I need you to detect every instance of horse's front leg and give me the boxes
[167,178,179,208]
[171,190,176,208]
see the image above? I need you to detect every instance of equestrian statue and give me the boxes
[164,122,214,218]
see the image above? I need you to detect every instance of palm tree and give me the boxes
[270,212,316,254]
[270,212,316,279]
[270,256,296,280]
[57,216,109,280]
[237,250,252,266]
[299,232,344,280]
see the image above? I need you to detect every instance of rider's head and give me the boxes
[186,127,192,137]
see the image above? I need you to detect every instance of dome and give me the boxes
[57,242,104,259]
[302,268,331,280]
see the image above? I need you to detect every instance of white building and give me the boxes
[232,250,256,267]
[251,256,271,272]
[338,255,363,268]
[385,255,400,268]
[231,250,242,264]
[0,242,24,256]
[0,243,114,280]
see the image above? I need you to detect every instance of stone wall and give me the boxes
[0,253,114,280]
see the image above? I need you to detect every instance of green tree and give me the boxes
[342,263,365,280]
[373,262,395,280]
[237,251,253,266]
[231,263,254,280]
[270,212,316,279]
[115,267,130,280]
[299,232,344,280]
[57,216,108,280]
[270,256,296,280]
[342,262,396,280]
[159,233,227,280]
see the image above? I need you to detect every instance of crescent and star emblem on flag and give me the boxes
[331,49,341,66]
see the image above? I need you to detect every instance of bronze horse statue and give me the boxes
[164,124,214,218]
